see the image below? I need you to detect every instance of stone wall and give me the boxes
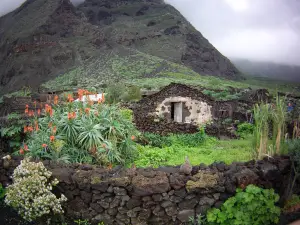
[0,156,291,225]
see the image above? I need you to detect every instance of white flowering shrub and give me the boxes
[4,158,67,221]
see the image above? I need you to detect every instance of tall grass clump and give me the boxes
[253,103,271,159]
[272,95,287,154]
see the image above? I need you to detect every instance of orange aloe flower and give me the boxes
[50,136,55,142]
[52,126,57,134]
[107,163,113,170]
[102,93,105,103]
[24,144,29,151]
[48,122,53,128]
[24,126,28,133]
[25,108,29,114]
[27,126,34,132]
[54,95,59,105]
[34,121,39,131]
[85,108,91,115]
[19,148,24,155]
[68,112,72,120]
[37,109,41,115]
[42,144,48,148]
[131,135,136,141]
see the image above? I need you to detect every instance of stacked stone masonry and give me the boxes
[0,156,291,225]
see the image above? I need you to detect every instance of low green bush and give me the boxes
[0,183,5,200]
[206,185,280,225]
[143,127,206,148]
[143,132,172,148]
[237,122,254,139]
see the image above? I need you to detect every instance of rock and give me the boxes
[199,196,215,206]
[165,205,178,216]
[114,187,127,196]
[107,207,118,216]
[138,208,152,220]
[126,198,142,209]
[152,194,163,202]
[153,205,166,217]
[98,200,110,209]
[186,171,219,193]
[178,198,198,209]
[110,197,121,208]
[170,174,188,190]
[109,176,131,187]
[161,200,173,208]
[132,172,170,196]
[71,170,91,190]
[196,204,211,215]
[177,210,195,222]
[90,203,104,213]
[258,161,279,181]
[169,195,182,203]
[174,188,187,198]
[235,168,259,188]
[80,191,92,204]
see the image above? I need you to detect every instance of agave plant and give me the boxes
[18,90,138,166]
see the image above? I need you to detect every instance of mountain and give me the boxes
[232,58,300,83]
[0,0,240,95]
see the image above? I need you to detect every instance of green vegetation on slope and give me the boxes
[39,47,300,97]
[134,137,254,168]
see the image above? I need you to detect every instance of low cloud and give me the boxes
[166,0,300,65]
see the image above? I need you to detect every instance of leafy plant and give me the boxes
[283,195,300,213]
[143,132,172,148]
[189,214,207,225]
[285,139,300,199]
[0,183,5,200]
[74,219,91,225]
[237,122,254,139]
[206,185,280,225]
[0,113,26,150]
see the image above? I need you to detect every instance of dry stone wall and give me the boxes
[0,156,291,225]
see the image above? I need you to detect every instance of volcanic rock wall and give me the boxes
[0,156,291,225]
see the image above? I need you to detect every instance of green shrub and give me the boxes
[134,145,174,167]
[143,132,172,148]
[121,85,142,102]
[207,185,280,225]
[0,113,26,150]
[120,108,133,122]
[237,122,254,139]
[172,132,206,147]
[5,158,67,222]
[0,183,5,200]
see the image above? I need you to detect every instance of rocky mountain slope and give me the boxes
[0,0,240,95]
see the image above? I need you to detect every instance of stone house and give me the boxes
[132,83,255,135]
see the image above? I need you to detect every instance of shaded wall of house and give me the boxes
[155,96,212,124]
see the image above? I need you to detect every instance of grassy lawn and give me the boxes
[134,137,254,168]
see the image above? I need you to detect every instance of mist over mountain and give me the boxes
[232,58,300,82]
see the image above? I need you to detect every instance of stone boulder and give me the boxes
[132,171,170,196]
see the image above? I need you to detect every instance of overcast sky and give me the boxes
[1,0,300,65]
